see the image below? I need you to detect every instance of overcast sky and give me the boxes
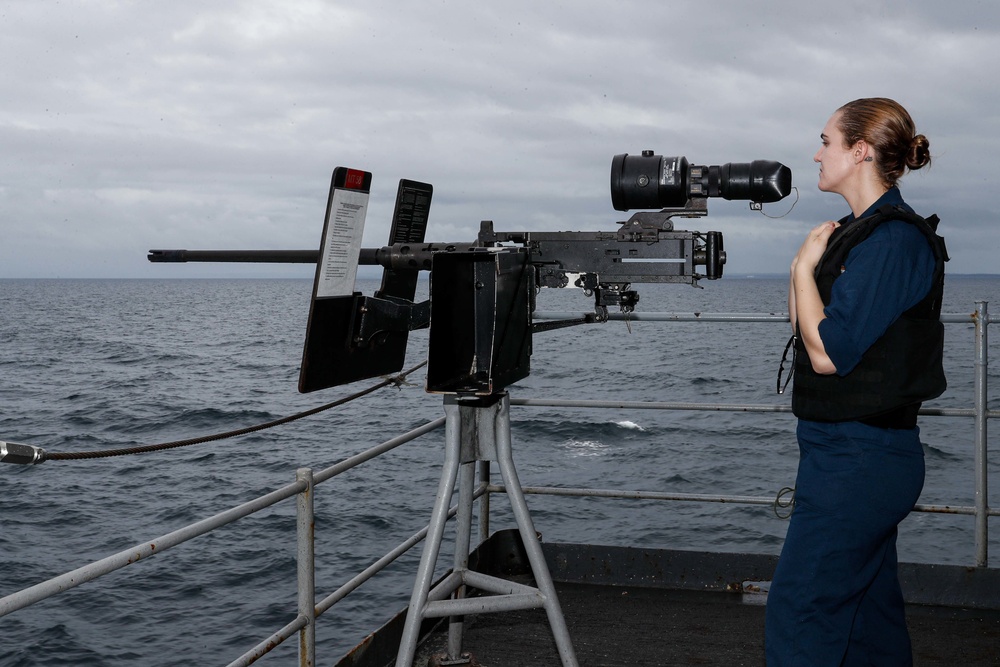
[2,1,998,280]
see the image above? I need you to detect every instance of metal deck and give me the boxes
[336,531,1000,667]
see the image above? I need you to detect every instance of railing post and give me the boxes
[478,460,491,544]
[973,302,990,567]
[297,468,316,667]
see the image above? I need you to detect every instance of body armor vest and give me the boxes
[791,205,948,426]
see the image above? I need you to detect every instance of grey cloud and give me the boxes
[1,1,998,278]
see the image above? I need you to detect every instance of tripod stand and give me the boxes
[394,392,578,666]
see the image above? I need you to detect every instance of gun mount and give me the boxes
[148,154,791,395]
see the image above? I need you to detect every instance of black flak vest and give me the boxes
[791,204,949,427]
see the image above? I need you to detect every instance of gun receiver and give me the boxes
[477,200,724,322]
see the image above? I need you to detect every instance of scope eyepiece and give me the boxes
[611,151,792,211]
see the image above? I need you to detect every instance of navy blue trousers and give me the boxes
[765,420,925,666]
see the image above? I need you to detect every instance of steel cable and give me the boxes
[37,362,427,463]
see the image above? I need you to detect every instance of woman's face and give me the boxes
[813,112,856,194]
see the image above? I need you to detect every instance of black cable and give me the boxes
[16,362,426,464]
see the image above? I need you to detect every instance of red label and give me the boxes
[344,169,366,190]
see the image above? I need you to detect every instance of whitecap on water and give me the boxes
[562,439,609,456]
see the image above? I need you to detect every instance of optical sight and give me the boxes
[611,151,792,211]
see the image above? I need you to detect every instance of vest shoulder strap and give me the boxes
[873,204,949,263]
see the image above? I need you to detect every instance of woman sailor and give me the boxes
[766,97,947,666]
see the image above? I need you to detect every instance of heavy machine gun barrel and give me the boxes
[148,249,319,263]
[148,245,483,270]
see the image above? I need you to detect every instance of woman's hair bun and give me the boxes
[907,134,931,170]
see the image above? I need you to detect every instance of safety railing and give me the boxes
[0,305,994,667]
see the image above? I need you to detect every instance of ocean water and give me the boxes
[1,275,998,666]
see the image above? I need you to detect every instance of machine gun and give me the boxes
[149,152,791,395]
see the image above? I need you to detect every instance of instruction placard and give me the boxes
[316,188,368,298]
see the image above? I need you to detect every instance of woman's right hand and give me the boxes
[788,220,841,374]
[793,221,839,275]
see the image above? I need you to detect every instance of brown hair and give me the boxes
[836,98,931,188]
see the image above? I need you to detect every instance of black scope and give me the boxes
[611,151,792,211]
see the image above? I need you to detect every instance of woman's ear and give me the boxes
[854,141,872,164]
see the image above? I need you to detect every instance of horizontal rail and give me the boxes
[510,397,796,413]
[532,311,994,324]
[0,479,306,617]
[496,483,776,506]
[534,311,791,323]
[491,484,1000,517]
[509,397,998,420]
